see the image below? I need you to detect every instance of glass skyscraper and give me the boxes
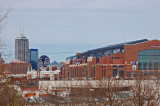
[29,49,38,70]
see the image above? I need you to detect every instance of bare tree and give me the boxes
[0,6,11,32]
[123,79,160,106]
[0,4,11,60]
[0,80,25,105]
[0,3,25,106]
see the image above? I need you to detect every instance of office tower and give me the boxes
[15,32,29,62]
[29,49,38,70]
[38,55,50,70]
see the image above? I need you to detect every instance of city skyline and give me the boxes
[1,1,160,105]
[1,0,160,62]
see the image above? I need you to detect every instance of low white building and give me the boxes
[27,67,60,80]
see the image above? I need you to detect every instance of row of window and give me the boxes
[113,69,124,77]
[138,49,160,70]
[138,56,160,62]
[109,57,120,59]
[113,69,159,78]
[127,71,159,77]
[138,49,160,55]
[113,66,124,68]
[138,62,160,70]
[63,68,87,78]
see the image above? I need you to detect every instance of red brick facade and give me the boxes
[60,39,160,80]
[0,62,31,75]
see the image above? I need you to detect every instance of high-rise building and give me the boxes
[38,55,50,70]
[29,49,38,70]
[15,32,29,62]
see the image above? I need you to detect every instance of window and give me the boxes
[68,70,69,79]
[143,63,147,70]
[133,72,136,77]
[138,62,142,70]
[155,71,159,76]
[138,49,160,70]
[127,72,131,78]
[94,65,95,79]
[113,69,117,77]
[149,63,152,70]
[119,69,123,77]
[113,49,120,54]
[77,67,78,77]
[102,69,103,77]
[138,72,142,77]
[91,68,93,77]
[149,72,153,75]
[104,70,106,77]
[119,66,124,68]
[85,59,87,63]
[113,66,118,68]
[144,72,148,76]
[109,57,120,59]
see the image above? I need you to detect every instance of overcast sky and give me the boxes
[1,0,160,62]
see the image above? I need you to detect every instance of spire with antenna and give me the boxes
[20,27,22,34]
[20,26,24,34]
[23,26,24,33]
[17,26,27,39]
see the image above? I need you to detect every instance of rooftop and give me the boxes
[66,39,148,60]
[16,32,28,39]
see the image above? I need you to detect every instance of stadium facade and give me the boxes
[60,39,160,80]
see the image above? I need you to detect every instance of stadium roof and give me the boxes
[66,39,148,60]
[87,39,148,52]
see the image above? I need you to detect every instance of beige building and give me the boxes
[15,32,29,62]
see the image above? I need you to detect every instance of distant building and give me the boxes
[29,49,38,70]
[47,65,57,71]
[0,59,31,75]
[9,59,31,74]
[51,61,58,66]
[0,53,4,64]
[27,68,60,80]
[15,32,29,62]
[38,55,50,70]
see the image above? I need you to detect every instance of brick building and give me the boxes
[0,59,31,82]
[0,59,31,75]
[60,39,160,80]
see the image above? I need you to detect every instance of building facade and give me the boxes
[0,59,31,75]
[15,32,29,62]
[29,49,38,70]
[60,39,160,80]
[38,55,50,70]
[27,68,60,80]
